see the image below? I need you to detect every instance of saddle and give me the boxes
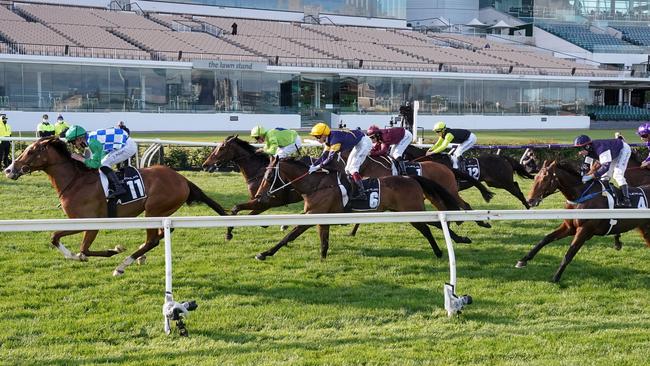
[602,183,646,209]
[102,166,147,216]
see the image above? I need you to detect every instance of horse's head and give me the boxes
[202,135,238,170]
[527,160,560,207]
[4,137,67,180]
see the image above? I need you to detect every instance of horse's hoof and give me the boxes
[112,269,125,277]
[515,260,527,268]
[255,253,266,261]
[225,233,233,241]
[457,237,472,244]
[478,222,492,229]
[114,245,126,253]
[280,225,288,231]
[435,252,443,259]
[137,255,147,265]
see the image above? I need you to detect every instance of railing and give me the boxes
[1,209,649,334]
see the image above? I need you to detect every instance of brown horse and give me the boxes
[251,156,463,261]
[201,135,303,239]
[4,137,228,276]
[518,160,650,282]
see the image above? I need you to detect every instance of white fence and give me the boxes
[2,209,649,335]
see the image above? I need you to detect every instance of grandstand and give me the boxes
[0,0,646,132]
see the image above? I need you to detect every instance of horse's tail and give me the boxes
[452,169,495,202]
[185,180,228,216]
[411,175,461,211]
[504,155,535,179]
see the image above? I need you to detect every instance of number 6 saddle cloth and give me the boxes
[99,166,147,204]
[337,174,381,212]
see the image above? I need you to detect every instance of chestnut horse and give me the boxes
[201,135,303,239]
[251,157,463,261]
[4,137,228,276]
[518,160,650,282]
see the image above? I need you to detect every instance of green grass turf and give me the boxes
[1,169,650,365]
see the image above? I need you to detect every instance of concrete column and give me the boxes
[619,88,624,106]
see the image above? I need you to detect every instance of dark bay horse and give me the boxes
[252,157,463,261]
[405,145,534,208]
[347,152,494,234]
[202,135,302,240]
[518,160,650,282]
[4,137,228,276]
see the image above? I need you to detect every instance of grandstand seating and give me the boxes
[586,105,650,121]
[536,22,630,52]
[0,2,618,77]
[611,25,650,46]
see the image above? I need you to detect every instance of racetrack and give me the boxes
[2,170,650,364]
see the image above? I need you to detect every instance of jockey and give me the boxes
[309,123,372,199]
[574,134,631,207]
[427,121,477,169]
[637,123,650,169]
[65,125,137,199]
[250,125,302,158]
[367,124,412,174]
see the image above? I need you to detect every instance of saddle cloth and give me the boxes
[460,158,480,180]
[603,185,648,209]
[337,176,381,211]
[100,166,147,204]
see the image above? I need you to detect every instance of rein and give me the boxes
[566,180,601,205]
[267,164,309,195]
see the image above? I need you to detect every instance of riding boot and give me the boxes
[620,184,631,208]
[352,172,366,200]
[100,166,126,199]
[396,157,407,175]
[451,156,459,170]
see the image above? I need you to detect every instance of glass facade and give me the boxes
[0,62,590,117]
[153,0,406,20]
[481,0,650,21]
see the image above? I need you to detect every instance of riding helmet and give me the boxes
[250,125,266,138]
[637,123,650,136]
[574,135,591,147]
[65,125,87,142]
[366,125,381,137]
[433,121,446,133]
[310,123,331,137]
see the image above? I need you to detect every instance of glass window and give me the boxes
[81,66,109,112]
[192,69,216,111]
[4,63,22,109]
[357,76,391,113]
[109,67,140,111]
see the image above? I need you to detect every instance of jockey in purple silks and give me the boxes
[574,134,631,207]
[637,123,650,169]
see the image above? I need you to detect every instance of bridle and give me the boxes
[15,140,81,198]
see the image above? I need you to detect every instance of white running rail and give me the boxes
[2,209,649,333]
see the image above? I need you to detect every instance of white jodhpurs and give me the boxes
[345,136,372,175]
[602,142,631,186]
[389,130,413,159]
[275,135,302,158]
[101,138,137,167]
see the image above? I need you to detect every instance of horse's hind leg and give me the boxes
[410,222,443,258]
[255,225,313,261]
[318,224,330,259]
[613,233,623,250]
[460,200,491,229]
[79,230,126,258]
[505,181,530,209]
[516,221,574,268]
[637,225,650,248]
[428,222,471,244]
[113,228,162,276]
[226,208,267,241]
[552,227,593,283]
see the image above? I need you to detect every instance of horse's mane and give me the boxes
[227,135,269,162]
[42,137,93,171]
[554,160,581,179]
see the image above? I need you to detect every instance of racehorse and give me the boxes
[201,135,303,240]
[623,150,650,187]
[4,137,229,276]
[518,160,650,282]
[251,156,463,261]
[404,145,534,208]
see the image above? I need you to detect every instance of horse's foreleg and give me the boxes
[318,224,330,259]
[552,227,593,283]
[427,222,471,244]
[613,233,623,250]
[255,225,313,261]
[113,228,162,276]
[78,230,126,258]
[348,224,360,236]
[410,222,443,258]
[51,230,85,260]
[516,222,574,268]
[459,200,491,229]
[505,181,531,209]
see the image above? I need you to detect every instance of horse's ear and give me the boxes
[234,134,239,139]
[548,160,556,168]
